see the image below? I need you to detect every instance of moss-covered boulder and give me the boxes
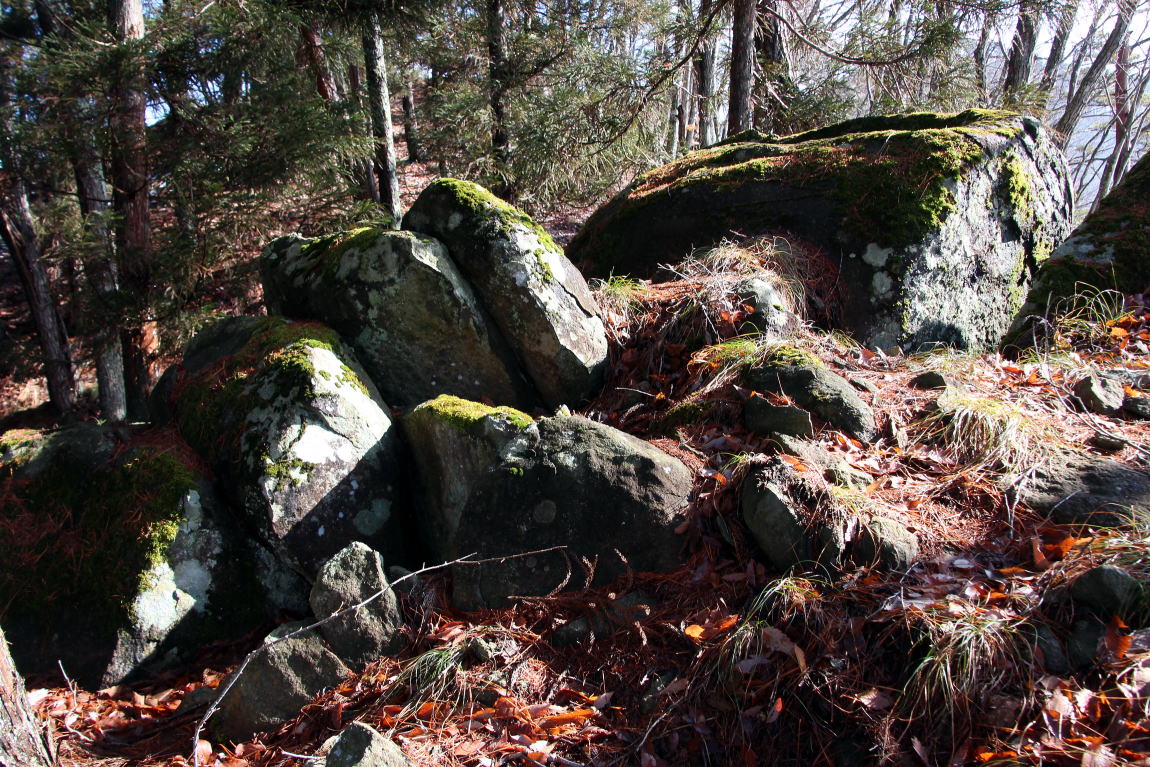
[401,395,534,561]
[568,109,1072,351]
[1026,151,1150,310]
[0,424,271,687]
[261,228,538,409]
[450,415,693,610]
[404,180,608,407]
[165,316,412,577]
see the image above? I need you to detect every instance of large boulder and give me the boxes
[167,316,412,576]
[309,543,403,669]
[403,179,608,407]
[0,425,271,687]
[1005,450,1150,527]
[210,621,350,743]
[449,414,694,609]
[261,229,537,409]
[1027,151,1150,311]
[401,395,535,561]
[568,109,1072,352]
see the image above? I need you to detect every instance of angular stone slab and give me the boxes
[261,229,537,409]
[404,180,608,408]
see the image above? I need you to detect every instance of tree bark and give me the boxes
[727,0,755,134]
[347,64,381,203]
[487,0,513,198]
[1095,37,1131,207]
[1054,0,1132,147]
[1040,0,1079,96]
[693,0,717,146]
[299,23,336,103]
[362,14,403,222]
[0,624,53,767]
[401,76,424,162]
[1002,1,1039,104]
[973,19,990,100]
[753,0,789,133]
[108,0,153,420]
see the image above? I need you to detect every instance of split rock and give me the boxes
[310,543,403,668]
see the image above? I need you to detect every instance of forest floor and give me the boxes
[9,236,1150,766]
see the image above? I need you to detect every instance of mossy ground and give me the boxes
[413,393,534,434]
[0,438,198,630]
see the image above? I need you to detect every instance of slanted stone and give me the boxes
[746,346,877,442]
[403,179,608,408]
[1006,450,1150,527]
[910,371,954,391]
[402,395,534,561]
[744,395,815,438]
[450,416,692,609]
[310,543,403,668]
[261,229,537,409]
[210,622,350,743]
[569,110,1071,352]
[1074,374,1124,416]
[168,316,410,576]
[325,722,410,767]
[854,514,919,570]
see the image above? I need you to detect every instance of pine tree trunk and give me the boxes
[299,24,337,102]
[0,624,53,767]
[487,0,514,199]
[401,77,424,163]
[693,0,716,146]
[728,0,755,134]
[1002,1,1039,103]
[753,0,788,133]
[362,14,403,223]
[1040,0,1079,96]
[1054,1,1132,146]
[348,64,381,203]
[1094,39,1131,207]
[108,0,153,420]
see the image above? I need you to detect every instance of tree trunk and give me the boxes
[753,0,789,133]
[1002,1,1039,104]
[347,64,381,203]
[401,76,424,163]
[1054,1,1132,147]
[487,0,513,198]
[693,0,716,146]
[973,19,990,100]
[1040,0,1079,96]
[108,0,152,420]
[728,0,755,135]
[1095,37,1131,207]
[299,23,336,103]
[0,624,53,767]
[362,14,403,223]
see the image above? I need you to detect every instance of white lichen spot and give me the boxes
[317,525,326,537]
[862,243,894,268]
[871,271,894,298]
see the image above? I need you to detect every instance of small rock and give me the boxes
[1124,395,1150,420]
[772,435,871,490]
[854,514,919,569]
[1074,374,1125,416]
[326,722,410,767]
[744,395,815,438]
[210,622,350,743]
[310,543,403,668]
[735,274,801,336]
[1030,622,1070,675]
[1089,431,1127,453]
[849,377,880,394]
[741,459,845,571]
[1070,565,1144,619]
[910,370,953,391]
[551,592,655,647]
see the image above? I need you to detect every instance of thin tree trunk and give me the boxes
[401,76,424,163]
[108,0,152,420]
[362,14,402,223]
[487,0,513,198]
[1002,1,1039,104]
[1095,38,1131,207]
[1054,1,1132,146]
[754,0,788,133]
[973,20,990,100]
[299,23,336,103]
[348,64,380,203]
[693,0,717,146]
[0,624,53,767]
[728,0,755,134]
[1040,0,1079,96]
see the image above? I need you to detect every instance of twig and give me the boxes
[191,547,571,764]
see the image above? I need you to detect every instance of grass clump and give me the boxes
[918,391,1054,470]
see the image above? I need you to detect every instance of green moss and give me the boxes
[535,251,556,283]
[653,396,715,434]
[263,453,314,490]
[429,178,559,251]
[766,344,824,369]
[414,393,534,434]
[0,444,198,629]
[1001,157,1035,230]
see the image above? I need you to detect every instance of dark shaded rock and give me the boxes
[1124,396,1150,420]
[735,272,801,336]
[741,459,839,571]
[0,425,271,688]
[210,622,350,743]
[1030,622,1070,675]
[551,592,655,647]
[402,395,534,561]
[744,395,814,438]
[1070,565,1145,619]
[450,415,693,609]
[1006,450,1150,527]
[261,229,537,409]
[325,722,410,767]
[910,371,954,391]
[746,346,877,442]
[403,180,608,408]
[310,543,403,668]
[168,317,411,577]
[1027,151,1150,312]
[1068,619,1106,669]
[1074,374,1124,416]
[569,110,1071,352]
